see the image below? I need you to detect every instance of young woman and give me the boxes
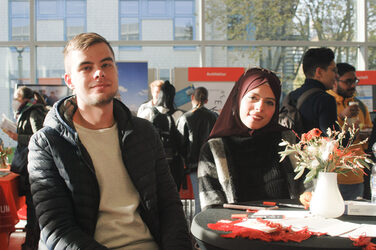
[4,86,47,250]
[198,68,304,210]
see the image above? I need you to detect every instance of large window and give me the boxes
[119,0,195,43]
[10,0,30,41]
[1,0,376,120]
[36,0,86,41]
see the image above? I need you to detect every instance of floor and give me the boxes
[8,220,26,250]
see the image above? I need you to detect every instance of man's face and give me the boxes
[151,85,161,103]
[334,71,358,98]
[318,61,338,90]
[64,42,118,108]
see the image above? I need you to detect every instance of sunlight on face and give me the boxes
[239,83,276,130]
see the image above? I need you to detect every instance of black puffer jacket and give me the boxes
[27,96,191,250]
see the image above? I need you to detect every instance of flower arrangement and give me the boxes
[0,144,12,168]
[279,122,373,184]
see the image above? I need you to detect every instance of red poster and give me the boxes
[356,71,376,85]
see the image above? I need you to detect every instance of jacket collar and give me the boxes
[327,89,355,104]
[303,78,327,91]
[44,96,134,143]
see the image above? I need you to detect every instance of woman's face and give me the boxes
[239,83,276,130]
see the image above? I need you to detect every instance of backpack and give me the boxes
[149,107,179,161]
[278,88,322,135]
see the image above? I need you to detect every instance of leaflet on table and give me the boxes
[344,200,376,216]
[0,114,17,134]
[238,210,373,237]
[339,224,376,238]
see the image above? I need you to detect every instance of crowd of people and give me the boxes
[1,32,375,250]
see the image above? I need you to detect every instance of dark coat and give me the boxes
[177,106,217,172]
[16,103,47,147]
[27,96,191,250]
[289,78,339,135]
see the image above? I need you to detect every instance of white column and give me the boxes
[357,0,367,70]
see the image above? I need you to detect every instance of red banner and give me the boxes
[356,71,376,85]
[188,67,245,82]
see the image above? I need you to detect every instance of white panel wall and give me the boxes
[87,0,118,40]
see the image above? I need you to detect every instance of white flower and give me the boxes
[311,159,320,168]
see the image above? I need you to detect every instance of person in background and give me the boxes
[177,87,218,215]
[3,86,47,250]
[46,91,59,106]
[137,79,164,116]
[327,62,373,200]
[27,32,191,249]
[197,68,304,211]
[138,81,185,190]
[287,47,339,136]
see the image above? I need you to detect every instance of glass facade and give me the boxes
[0,0,375,146]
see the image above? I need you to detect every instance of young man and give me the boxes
[176,87,218,215]
[327,63,373,200]
[288,47,339,135]
[137,79,164,116]
[27,33,191,249]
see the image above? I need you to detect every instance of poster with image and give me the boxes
[117,62,148,114]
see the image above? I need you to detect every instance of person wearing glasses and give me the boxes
[327,62,373,200]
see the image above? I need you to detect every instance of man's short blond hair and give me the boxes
[63,32,114,72]
[149,80,164,89]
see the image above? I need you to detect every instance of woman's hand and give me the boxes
[299,191,312,209]
[2,129,18,141]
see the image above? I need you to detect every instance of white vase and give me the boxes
[310,172,345,218]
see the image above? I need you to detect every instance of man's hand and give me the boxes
[299,192,312,209]
[340,105,359,120]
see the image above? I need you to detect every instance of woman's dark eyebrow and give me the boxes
[265,97,276,102]
[250,93,276,102]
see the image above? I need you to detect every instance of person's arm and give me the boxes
[176,116,189,161]
[18,109,45,146]
[280,131,305,199]
[151,126,191,249]
[197,141,228,210]
[28,131,107,250]
[318,95,339,135]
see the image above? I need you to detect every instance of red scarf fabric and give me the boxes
[208,219,376,249]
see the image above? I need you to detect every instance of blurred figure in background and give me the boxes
[137,79,164,116]
[3,86,47,250]
[327,63,373,200]
[177,87,217,215]
[138,80,185,190]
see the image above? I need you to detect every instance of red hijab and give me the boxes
[208,67,287,139]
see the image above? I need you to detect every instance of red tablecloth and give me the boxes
[0,170,26,249]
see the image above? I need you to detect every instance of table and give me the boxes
[191,201,376,250]
[0,170,26,249]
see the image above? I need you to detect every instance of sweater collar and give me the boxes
[327,89,355,104]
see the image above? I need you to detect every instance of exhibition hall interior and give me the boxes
[1,0,376,249]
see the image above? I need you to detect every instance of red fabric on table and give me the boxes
[209,218,376,249]
[208,218,320,243]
